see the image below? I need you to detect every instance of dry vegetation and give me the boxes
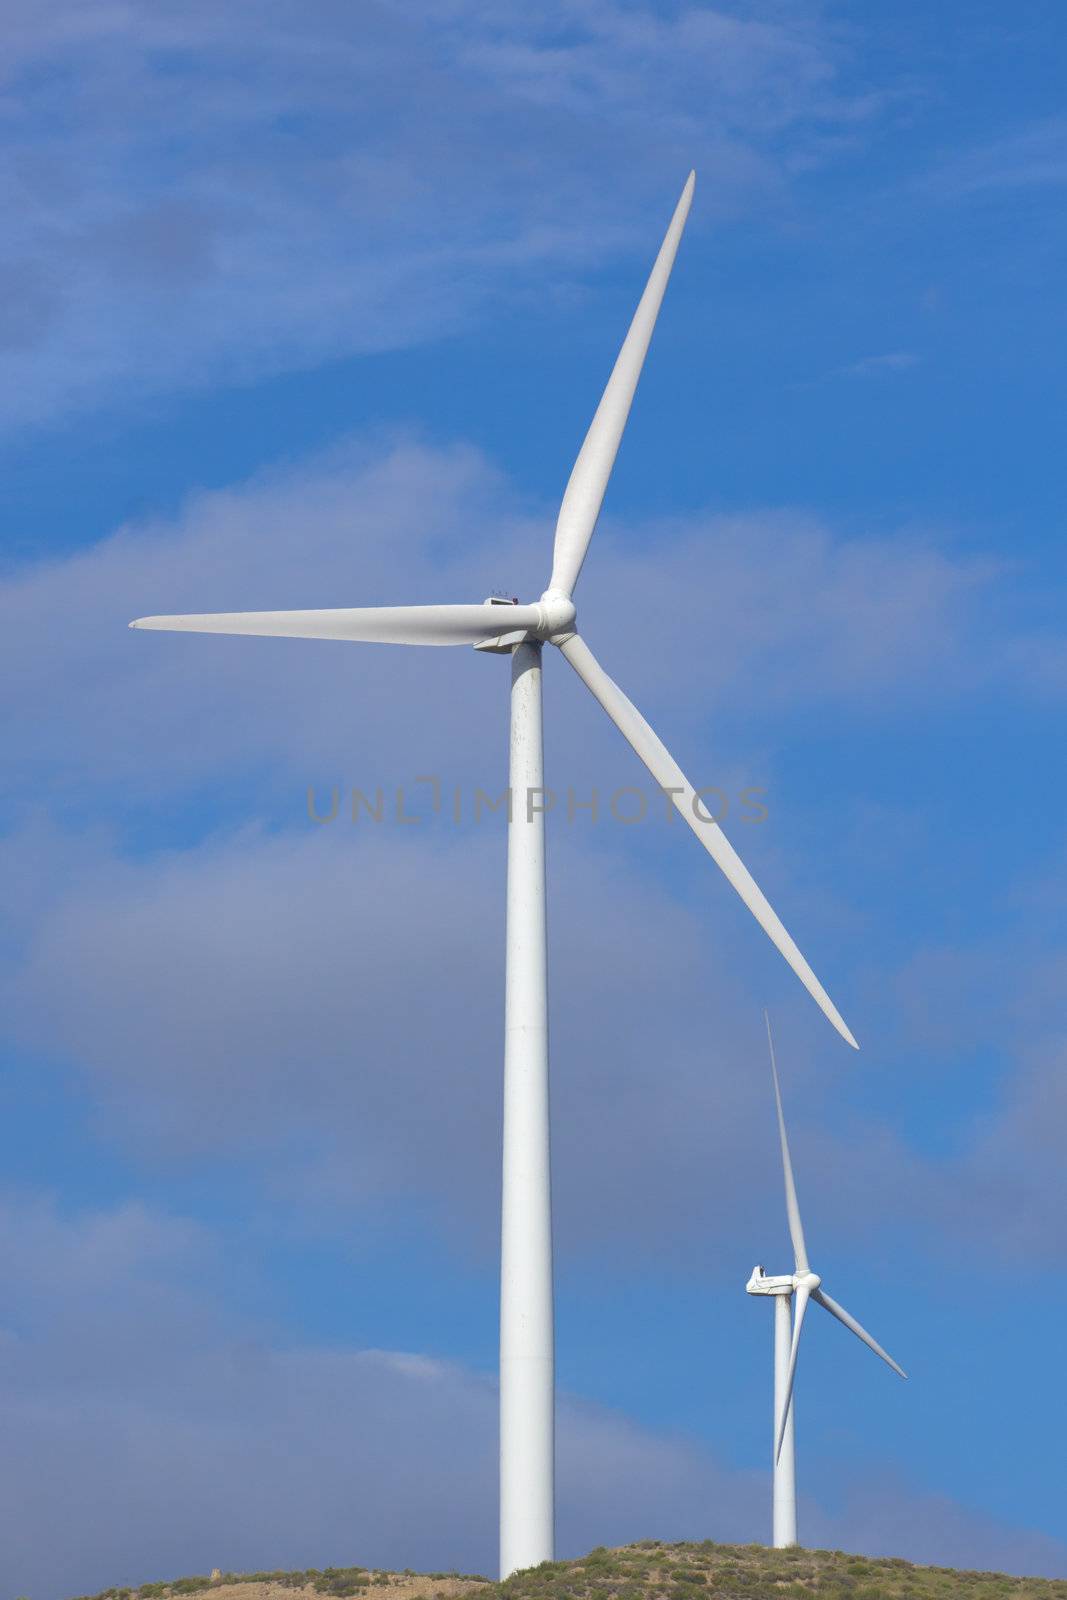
[70,1540,1067,1600]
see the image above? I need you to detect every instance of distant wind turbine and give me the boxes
[747,1011,905,1548]
[131,173,858,1579]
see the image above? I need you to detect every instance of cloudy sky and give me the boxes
[3,1,1067,1595]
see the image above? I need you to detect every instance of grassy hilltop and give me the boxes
[71,1539,1067,1600]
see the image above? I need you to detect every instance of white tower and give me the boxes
[499,640,555,1575]
[746,1267,798,1546]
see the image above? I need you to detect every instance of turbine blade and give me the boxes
[129,603,544,647]
[775,1283,811,1462]
[557,633,858,1049]
[548,172,695,599]
[813,1287,907,1379]
[765,1011,810,1273]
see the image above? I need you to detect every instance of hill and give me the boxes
[70,1541,1067,1600]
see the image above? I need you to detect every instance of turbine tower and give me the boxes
[747,1011,906,1548]
[130,173,859,1579]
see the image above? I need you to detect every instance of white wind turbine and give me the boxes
[131,173,860,1579]
[747,1011,906,1548]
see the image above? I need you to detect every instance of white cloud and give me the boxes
[0,816,791,1260]
[923,116,1067,200]
[0,0,885,426]
[3,802,1065,1276]
[834,351,920,378]
[0,435,1012,827]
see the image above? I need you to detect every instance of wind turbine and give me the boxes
[130,172,859,1579]
[747,1011,905,1548]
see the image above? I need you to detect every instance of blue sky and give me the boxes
[2,2,1067,1595]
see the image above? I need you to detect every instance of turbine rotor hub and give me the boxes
[536,590,577,638]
